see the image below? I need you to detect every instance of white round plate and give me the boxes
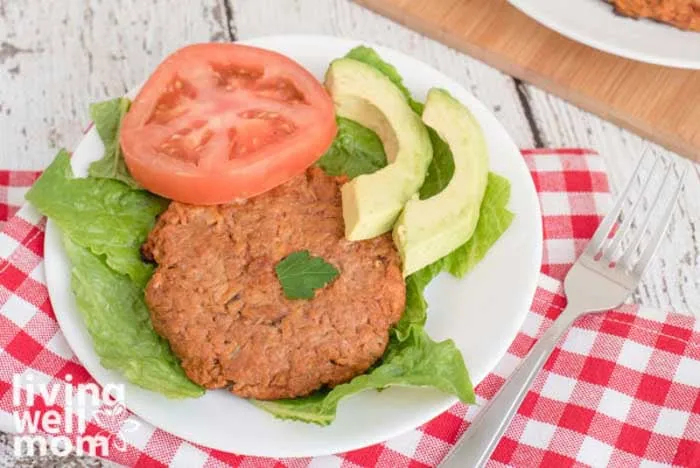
[509,0,700,69]
[44,35,542,458]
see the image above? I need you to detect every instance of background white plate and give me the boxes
[509,0,700,69]
[44,35,542,457]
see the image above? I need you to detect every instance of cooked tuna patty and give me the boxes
[142,167,406,400]
[608,0,700,31]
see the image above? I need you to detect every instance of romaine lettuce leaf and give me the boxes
[88,97,141,189]
[345,46,424,114]
[64,236,203,398]
[26,150,166,286]
[394,260,442,341]
[440,173,514,278]
[254,326,473,426]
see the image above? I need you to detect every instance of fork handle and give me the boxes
[440,305,579,468]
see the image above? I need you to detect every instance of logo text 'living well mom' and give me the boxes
[11,373,137,457]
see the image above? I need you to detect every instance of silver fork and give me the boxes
[440,150,688,468]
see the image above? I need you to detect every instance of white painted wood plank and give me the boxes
[0,0,228,170]
[231,0,536,148]
[525,86,700,317]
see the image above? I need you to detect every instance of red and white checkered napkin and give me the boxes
[0,170,41,226]
[1,149,698,467]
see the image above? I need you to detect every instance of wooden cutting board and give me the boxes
[354,0,700,161]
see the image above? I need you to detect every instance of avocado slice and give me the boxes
[393,88,489,276]
[325,58,432,241]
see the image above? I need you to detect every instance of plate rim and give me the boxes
[43,34,543,457]
[509,0,700,70]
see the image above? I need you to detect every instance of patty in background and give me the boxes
[609,0,700,31]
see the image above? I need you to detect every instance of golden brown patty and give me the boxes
[608,0,700,31]
[142,167,406,400]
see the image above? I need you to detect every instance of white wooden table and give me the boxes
[0,1,697,466]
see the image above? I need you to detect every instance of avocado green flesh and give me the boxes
[325,58,432,241]
[393,88,489,276]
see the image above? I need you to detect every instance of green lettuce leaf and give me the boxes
[393,260,443,341]
[25,150,167,286]
[317,117,387,178]
[64,237,203,398]
[345,46,423,114]
[440,172,514,278]
[88,97,141,189]
[254,326,473,426]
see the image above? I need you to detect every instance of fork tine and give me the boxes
[602,155,660,261]
[631,162,688,276]
[584,149,653,257]
[617,159,675,266]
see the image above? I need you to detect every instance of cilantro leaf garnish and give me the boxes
[317,117,387,178]
[275,250,340,299]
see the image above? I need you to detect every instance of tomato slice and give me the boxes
[119,43,337,204]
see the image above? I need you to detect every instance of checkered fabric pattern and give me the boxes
[0,171,40,228]
[0,149,698,467]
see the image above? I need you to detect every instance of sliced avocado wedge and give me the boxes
[325,58,432,241]
[393,88,489,276]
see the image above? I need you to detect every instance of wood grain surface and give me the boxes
[0,0,698,466]
[355,0,700,162]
